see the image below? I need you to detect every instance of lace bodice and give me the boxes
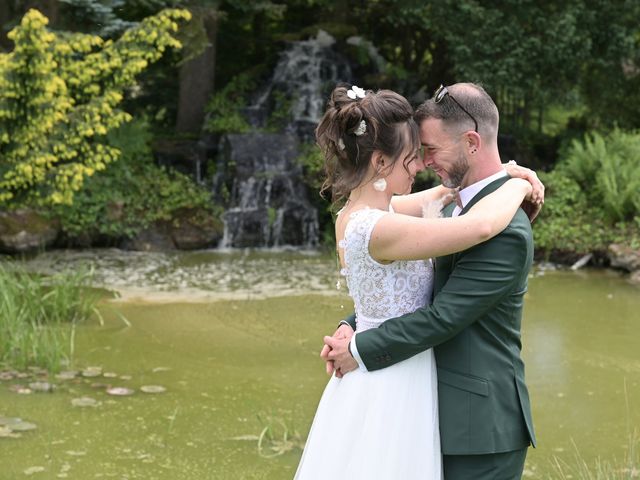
[339,208,434,332]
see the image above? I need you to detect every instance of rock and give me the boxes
[608,243,640,271]
[121,209,223,251]
[217,133,319,248]
[169,209,224,250]
[120,223,175,251]
[0,209,59,253]
[152,138,208,183]
[608,243,640,284]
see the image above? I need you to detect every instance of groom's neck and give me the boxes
[460,153,503,189]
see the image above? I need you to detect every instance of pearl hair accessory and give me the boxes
[337,138,345,150]
[354,120,367,136]
[373,178,387,192]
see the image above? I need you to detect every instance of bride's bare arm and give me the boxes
[369,178,533,262]
[391,163,545,218]
[390,185,453,217]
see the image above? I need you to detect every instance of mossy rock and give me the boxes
[0,209,60,253]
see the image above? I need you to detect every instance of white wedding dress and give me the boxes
[294,208,442,480]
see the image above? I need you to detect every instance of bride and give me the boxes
[293,85,542,479]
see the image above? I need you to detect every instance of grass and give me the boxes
[552,381,638,479]
[551,435,639,479]
[0,263,102,373]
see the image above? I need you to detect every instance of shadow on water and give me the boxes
[1,250,639,478]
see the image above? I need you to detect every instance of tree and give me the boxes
[0,8,190,206]
[428,0,594,132]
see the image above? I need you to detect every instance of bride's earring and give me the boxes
[373,178,387,192]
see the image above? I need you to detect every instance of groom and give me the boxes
[324,83,537,479]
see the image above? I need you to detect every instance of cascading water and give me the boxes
[216,30,352,248]
[247,30,352,136]
[218,133,319,248]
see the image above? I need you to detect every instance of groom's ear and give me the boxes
[465,131,482,155]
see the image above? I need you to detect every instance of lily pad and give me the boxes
[9,421,37,432]
[0,425,20,438]
[29,382,54,393]
[24,466,45,475]
[140,385,166,394]
[8,384,32,394]
[55,371,78,381]
[0,416,23,427]
[90,383,111,390]
[71,396,100,408]
[82,367,102,378]
[106,387,134,396]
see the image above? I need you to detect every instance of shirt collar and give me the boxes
[457,169,508,209]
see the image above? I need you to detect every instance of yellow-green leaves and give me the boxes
[0,8,191,206]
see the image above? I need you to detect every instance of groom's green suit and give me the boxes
[344,176,536,479]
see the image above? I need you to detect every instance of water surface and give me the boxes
[1,251,638,478]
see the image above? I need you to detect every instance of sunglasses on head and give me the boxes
[433,85,478,133]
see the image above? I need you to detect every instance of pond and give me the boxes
[1,250,639,479]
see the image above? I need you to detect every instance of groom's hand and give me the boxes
[320,324,354,376]
[324,336,358,376]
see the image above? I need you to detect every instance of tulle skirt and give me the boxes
[294,349,442,480]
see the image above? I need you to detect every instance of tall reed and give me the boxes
[552,434,639,480]
[0,263,100,373]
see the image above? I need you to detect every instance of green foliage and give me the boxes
[204,72,254,134]
[51,118,217,240]
[295,142,325,191]
[265,90,294,132]
[533,130,640,256]
[295,142,334,247]
[58,0,136,37]
[561,129,640,222]
[0,8,190,206]
[533,171,610,255]
[0,264,100,372]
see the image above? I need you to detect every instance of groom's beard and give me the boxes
[441,152,469,188]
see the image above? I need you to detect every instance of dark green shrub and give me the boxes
[51,118,218,241]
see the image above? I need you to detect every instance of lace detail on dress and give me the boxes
[340,208,433,332]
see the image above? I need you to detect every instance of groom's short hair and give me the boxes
[415,83,499,141]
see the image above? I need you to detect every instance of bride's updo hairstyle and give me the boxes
[316,86,419,204]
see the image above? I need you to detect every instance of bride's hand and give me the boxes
[504,161,545,222]
[504,161,545,205]
[320,324,354,376]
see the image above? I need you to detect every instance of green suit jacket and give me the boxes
[345,176,536,455]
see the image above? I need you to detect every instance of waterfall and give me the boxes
[246,30,352,136]
[216,30,352,249]
[218,133,319,249]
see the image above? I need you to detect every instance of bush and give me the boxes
[533,171,611,256]
[51,118,218,241]
[561,129,640,222]
[533,130,640,257]
[204,73,255,135]
[0,8,190,206]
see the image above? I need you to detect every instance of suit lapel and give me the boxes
[458,175,510,216]
[434,176,511,295]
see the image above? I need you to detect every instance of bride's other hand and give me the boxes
[504,161,544,222]
[320,324,354,376]
[504,161,545,205]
